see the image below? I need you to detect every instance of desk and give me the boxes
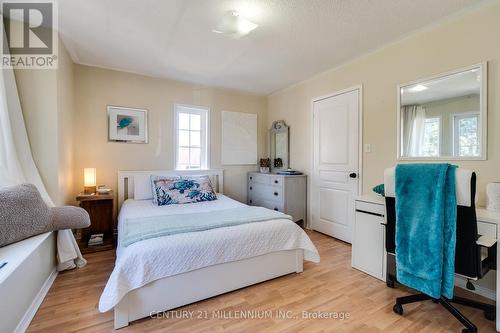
[352,195,500,332]
[479,208,500,332]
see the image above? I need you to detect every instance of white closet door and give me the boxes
[311,88,360,243]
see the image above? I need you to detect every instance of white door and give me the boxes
[311,88,360,243]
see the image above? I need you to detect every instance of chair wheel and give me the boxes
[386,279,395,288]
[484,311,495,321]
[466,280,475,290]
[393,303,403,315]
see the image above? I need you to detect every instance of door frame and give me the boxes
[309,85,364,230]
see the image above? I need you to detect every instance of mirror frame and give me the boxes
[397,62,488,161]
[270,120,290,171]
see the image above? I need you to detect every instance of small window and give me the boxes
[421,117,440,157]
[174,105,209,170]
[453,113,479,157]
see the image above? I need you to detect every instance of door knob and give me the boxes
[349,173,357,178]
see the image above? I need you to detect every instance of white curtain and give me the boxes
[1,23,86,271]
[402,105,426,157]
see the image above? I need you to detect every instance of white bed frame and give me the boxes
[115,169,304,329]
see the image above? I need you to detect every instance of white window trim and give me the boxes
[423,116,442,157]
[425,115,443,157]
[451,111,480,157]
[173,104,210,170]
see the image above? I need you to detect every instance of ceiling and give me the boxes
[59,0,485,95]
[401,67,481,105]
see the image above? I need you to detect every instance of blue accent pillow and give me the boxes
[151,175,217,206]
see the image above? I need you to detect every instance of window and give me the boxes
[174,105,209,170]
[453,113,479,157]
[421,117,440,157]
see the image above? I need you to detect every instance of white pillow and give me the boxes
[133,174,154,200]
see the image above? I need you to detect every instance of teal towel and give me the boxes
[395,163,457,299]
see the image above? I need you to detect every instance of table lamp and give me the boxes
[84,168,97,194]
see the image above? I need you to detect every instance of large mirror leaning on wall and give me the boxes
[270,120,289,171]
[398,63,487,160]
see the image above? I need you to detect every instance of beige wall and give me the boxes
[14,63,58,201]
[267,1,500,205]
[14,36,76,205]
[57,39,76,205]
[73,65,267,204]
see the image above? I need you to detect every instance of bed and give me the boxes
[100,169,320,329]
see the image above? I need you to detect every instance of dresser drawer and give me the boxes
[248,183,284,203]
[250,198,284,213]
[248,173,270,185]
[270,176,283,186]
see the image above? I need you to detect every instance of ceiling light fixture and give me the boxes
[212,11,258,38]
[408,84,429,92]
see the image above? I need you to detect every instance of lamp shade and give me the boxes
[84,168,96,187]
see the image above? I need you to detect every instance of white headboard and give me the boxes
[117,169,224,210]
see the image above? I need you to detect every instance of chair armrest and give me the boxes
[476,235,497,248]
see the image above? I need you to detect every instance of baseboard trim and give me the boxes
[455,276,495,301]
[14,268,58,333]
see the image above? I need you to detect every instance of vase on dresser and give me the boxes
[247,172,307,226]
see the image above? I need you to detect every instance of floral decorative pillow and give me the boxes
[150,176,179,205]
[151,175,217,206]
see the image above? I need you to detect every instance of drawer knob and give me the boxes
[249,200,253,204]
[274,208,278,211]
[274,192,278,196]
[274,180,279,184]
[249,186,253,190]
[250,176,253,180]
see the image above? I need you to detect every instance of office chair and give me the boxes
[384,168,496,333]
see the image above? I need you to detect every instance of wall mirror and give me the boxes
[398,63,487,160]
[270,120,289,171]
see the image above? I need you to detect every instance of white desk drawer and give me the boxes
[355,200,385,216]
[477,221,497,238]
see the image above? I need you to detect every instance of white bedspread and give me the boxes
[99,195,319,312]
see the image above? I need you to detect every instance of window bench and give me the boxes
[0,232,56,333]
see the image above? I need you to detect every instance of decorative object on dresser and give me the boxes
[247,172,306,226]
[76,191,114,253]
[270,120,289,171]
[486,182,500,212]
[259,158,270,173]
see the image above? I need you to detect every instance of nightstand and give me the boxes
[76,191,114,253]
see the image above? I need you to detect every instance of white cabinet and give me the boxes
[352,196,386,281]
[247,172,307,224]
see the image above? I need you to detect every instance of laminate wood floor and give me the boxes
[27,231,496,332]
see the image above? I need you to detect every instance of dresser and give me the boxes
[247,172,307,224]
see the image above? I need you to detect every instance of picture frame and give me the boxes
[107,105,148,143]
